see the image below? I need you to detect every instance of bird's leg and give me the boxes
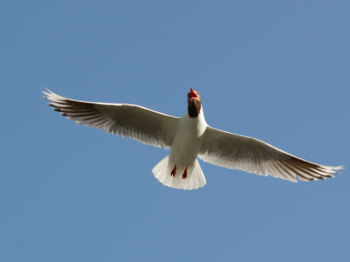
[182,167,188,179]
[170,165,177,177]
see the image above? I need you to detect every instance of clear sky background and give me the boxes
[1,1,349,261]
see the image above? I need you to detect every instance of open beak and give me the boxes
[189,87,198,101]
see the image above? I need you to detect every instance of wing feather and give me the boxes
[43,89,180,149]
[199,126,343,182]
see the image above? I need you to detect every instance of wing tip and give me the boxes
[334,165,344,170]
[42,89,70,106]
[42,87,52,96]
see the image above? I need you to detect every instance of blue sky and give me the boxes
[1,1,349,261]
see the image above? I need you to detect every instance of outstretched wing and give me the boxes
[43,89,180,149]
[199,126,343,182]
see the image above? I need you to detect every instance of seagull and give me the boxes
[43,88,343,190]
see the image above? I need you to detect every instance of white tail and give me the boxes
[152,155,206,190]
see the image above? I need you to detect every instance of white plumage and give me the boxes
[43,88,343,190]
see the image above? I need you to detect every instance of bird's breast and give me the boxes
[170,111,207,167]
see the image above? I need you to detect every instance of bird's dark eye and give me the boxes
[196,91,200,95]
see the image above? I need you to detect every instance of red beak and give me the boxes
[190,87,198,101]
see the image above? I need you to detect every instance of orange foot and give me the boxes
[182,167,188,179]
[171,165,177,177]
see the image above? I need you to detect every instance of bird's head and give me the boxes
[187,87,202,118]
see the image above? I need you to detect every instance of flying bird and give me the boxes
[43,88,343,190]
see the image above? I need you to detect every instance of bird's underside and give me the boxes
[43,88,344,189]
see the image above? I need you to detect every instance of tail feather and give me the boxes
[152,155,206,190]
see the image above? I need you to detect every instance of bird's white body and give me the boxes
[43,88,343,190]
[153,108,208,189]
[171,108,207,171]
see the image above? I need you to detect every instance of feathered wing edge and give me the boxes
[43,88,180,149]
[199,126,344,182]
[43,89,112,128]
